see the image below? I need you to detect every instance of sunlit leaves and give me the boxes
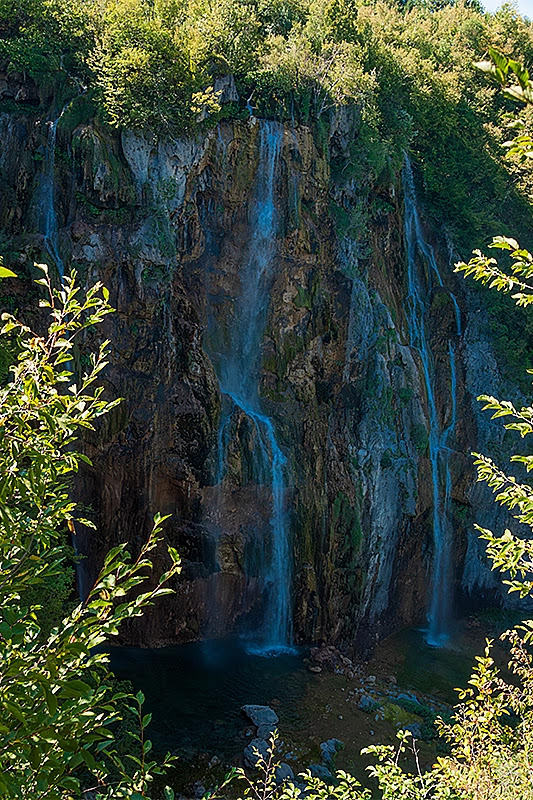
[0,266,180,798]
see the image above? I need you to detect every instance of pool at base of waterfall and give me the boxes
[108,639,310,758]
[106,613,522,794]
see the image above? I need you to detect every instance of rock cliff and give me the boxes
[0,90,515,651]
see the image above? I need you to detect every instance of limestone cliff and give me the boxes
[0,86,515,651]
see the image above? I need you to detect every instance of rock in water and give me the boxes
[241,705,279,738]
[244,738,269,770]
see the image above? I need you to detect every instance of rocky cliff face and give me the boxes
[0,88,514,651]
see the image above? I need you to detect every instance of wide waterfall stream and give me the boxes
[403,157,461,646]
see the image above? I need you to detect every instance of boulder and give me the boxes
[244,738,269,770]
[241,705,279,738]
[320,738,344,765]
[358,694,374,712]
[309,764,334,781]
[396,693,421,705]
[275,763,295,783]
[403,723,423,739]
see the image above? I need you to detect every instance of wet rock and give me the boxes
[244,738,269,770]
[367,675,376,685]
[208,755,221,769]
[242,705,279,738]
[310,645,344,672]
[275,763,295,783]
[193,782,206,798]
[309,665,322,673]
[320,738,344,765]
[1,111,494,657]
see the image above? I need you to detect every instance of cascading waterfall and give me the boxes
[213,122,292,654]
[403,156,461,647]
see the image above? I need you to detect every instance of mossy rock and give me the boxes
[381,702,424,728]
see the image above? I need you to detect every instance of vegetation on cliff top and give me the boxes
[1,0,533,246]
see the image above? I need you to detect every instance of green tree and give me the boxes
[0,261,180,797]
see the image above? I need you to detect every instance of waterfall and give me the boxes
[41,88,84,278]
[39,99,87,600]
[212,122,292,654]
[41,116,64,277]
[403,156,460,647]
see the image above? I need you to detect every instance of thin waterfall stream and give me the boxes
[209,121,293,654]
[403,156,461,647]
[39,96,87,600]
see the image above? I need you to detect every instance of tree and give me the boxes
[0,261,180,798]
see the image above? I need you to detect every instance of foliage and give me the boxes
[1,0,532,246]
[0,261,181,797]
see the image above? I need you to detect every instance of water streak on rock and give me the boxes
[212,122,292,654]
[403,155,460,646]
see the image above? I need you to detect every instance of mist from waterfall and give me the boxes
[403,156,460,647]
[213,121,293,654]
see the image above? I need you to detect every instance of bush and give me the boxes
[0,260,180,797]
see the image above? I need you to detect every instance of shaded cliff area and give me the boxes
[0,78,520,652]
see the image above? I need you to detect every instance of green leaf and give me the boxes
[0,267,17,279]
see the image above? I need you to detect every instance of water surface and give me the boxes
[108,639,309,756]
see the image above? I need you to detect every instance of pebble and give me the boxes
[309,665,322,673]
